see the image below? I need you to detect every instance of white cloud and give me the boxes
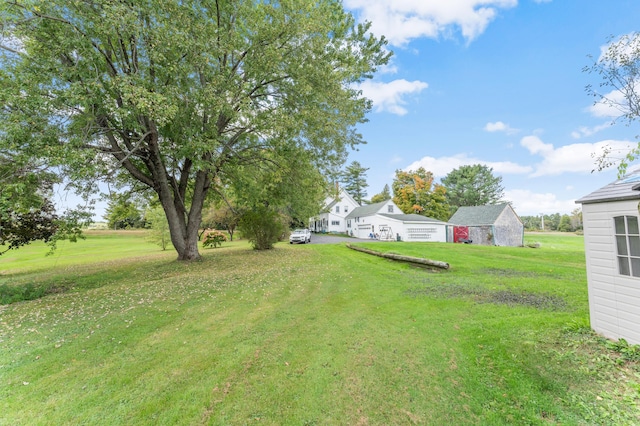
[505,189,576,216]
[344,0,517,46]
[571,122,612,139]
[598,32,640,63]
[520,136,637,176]
[587,88,629,119]
[358,79,428,115]
[484,121,518,134]
[404,153,532,177]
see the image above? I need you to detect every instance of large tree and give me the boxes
[340,160,369,204]
[586,33,640,174]
[441,164,505,211]
[392,168,449,221]
[0,0,389,260]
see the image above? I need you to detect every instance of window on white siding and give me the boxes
[335,206,339,213]
[614,215,640,277]
[331,220,340,226]
[344,206,348,213]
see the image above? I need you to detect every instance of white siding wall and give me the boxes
[350,215,447,242]
[397,222,447,242]
[583,200,640,344]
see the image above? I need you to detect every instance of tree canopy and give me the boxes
[340,160,369,204]
[441,164,505,212]
[586,33,640,175]
[392,168,449,221]
[0,151,85,254]
[0,0,389,260]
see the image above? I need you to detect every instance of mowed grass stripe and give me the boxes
[1,232,638,425]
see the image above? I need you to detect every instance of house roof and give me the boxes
[345,201,388,219]
[448,204,513,226]
[378,213,445,223]
[576,169,640,204]
[321,188,360,213]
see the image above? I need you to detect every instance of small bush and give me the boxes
[239,206,287,250]
[202,229,227,248]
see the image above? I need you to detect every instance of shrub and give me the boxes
[239,206,287,250]
[202,229,227,248]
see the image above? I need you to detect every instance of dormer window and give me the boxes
[335,206,340,213]
[344,206,348,213]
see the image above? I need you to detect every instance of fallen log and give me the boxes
[346,244,450,270]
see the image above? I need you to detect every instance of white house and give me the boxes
[576,170,640,345]
[310,190,449,242]
[309,188,360,234]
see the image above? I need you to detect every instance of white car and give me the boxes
[289,229,311,244]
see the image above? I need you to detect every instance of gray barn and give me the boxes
[448,204,524,246]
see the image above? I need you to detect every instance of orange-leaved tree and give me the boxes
[392,168,450,221]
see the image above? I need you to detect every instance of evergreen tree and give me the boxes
[340,161,369,204]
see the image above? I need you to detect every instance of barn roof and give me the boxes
[448,204,513,226]
[576,169,640,204]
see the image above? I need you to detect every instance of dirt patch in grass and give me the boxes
[476,267,559,279]
[405,282,568,311]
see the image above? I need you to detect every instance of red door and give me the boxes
[454,226,469,243]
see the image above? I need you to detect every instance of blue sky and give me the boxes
[342,0,640,216]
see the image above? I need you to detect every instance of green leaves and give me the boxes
[340,161,369,204]
[1,0,389,259]
[441,164,505,212]
[392,167,450,221]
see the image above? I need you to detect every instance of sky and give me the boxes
[340,0,640,216]
[52,0,640,220]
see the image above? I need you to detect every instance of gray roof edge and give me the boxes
[576,194,640,204]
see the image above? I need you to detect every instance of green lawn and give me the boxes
[0,232,638,425]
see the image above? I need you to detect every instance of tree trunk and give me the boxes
[346,244,450,270]
[177,231,201,261]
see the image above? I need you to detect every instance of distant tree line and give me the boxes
[520,209,583,232]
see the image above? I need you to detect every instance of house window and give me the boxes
[344,206,348,213]
[388,205,394,213]
[614,216,640,277]
[331,220,340,226]
[335,206,340,213]
[347,220,351,228]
